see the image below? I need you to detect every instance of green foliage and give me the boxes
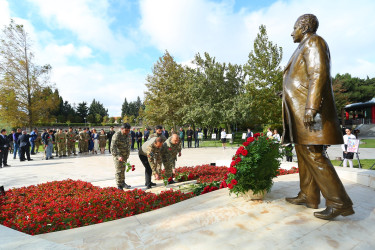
[88,99,108,122]
[121,97,143,121]
[332,73,375,112]
[227,134,284,195]
[242,25,283,126]
[0,19,58,128]
[144,50,188,128]
[76,102,89,122]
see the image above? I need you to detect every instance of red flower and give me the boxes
[241,149,248,156]
[247,137,254,143]
[228,167,237,174]
[168,177,172,182]
[228,183,234,189]
[168,148,172,151]
[223,173,228,180]
[236,146,244,155]
[231,179,238,185]
[230,161,236,167]
[235,157,241,163]
[254,133,260,138]
[243,141,249,147]
[220,181,228,188]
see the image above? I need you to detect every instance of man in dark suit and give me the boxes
[135,128,143,150]
[162,128,169,139]
[17,131,33,162]
[144,128,150,141]
[0,129,11,167]
[186,126,194,148]
[107,126,115,153]
[283,14,353,220]
[130,128,136,151]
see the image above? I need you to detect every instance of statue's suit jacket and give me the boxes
[282,34,343,145]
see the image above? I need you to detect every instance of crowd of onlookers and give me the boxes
[0,125,286,168]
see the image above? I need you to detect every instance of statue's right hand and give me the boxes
[303,109,317,127]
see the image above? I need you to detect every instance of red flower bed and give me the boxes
[161,164,228,183]
[0,180,194,235]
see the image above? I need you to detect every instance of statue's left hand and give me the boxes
[303,109,317,127]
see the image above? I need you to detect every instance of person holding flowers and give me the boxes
[110,123,132,190]
[139,136,164,189]
[161,133,182,184]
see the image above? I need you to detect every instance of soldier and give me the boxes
[139,136,164,189]
[79,128,90,154]
[55,129,67,157]
[111,123,132,190]
[148,125,167,142]
[161,133,182,184]
[34,132,42,154]
[66,127,77,156]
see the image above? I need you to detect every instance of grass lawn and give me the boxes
[359,139,375,148]
[331,159,375,170]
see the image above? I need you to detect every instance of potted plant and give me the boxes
[226,133,283,200]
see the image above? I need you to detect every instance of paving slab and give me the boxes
[1,147,374,249]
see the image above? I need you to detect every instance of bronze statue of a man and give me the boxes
[282,14,354,220]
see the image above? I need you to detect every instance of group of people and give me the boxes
[111,124,182,190]
[38,127,116,160]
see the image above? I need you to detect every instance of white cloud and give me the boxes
[50,64,147,116]
[0,0,10,27]
[139,0,375,78]
[27,0,136,58]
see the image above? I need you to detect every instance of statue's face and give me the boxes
[291,20,304,43]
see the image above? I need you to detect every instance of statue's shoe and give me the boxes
[285,196,319,209]
[314,206,354,220]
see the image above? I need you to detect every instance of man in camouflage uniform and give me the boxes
[34,132,42,153]
[139,136,164,189]
[161,133,182,184]
[55,129,67,157]
[111,123,132,190]
[148,125,167,142]
[79,128,90,154]
[66,127,77,156]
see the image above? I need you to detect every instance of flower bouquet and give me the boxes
[226,133,283,198]
[124,162,135,172]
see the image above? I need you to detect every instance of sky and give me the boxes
[1,0,375,116]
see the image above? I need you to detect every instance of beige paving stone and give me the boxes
[1,147,374,249]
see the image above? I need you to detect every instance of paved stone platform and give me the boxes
[0,147,374,249]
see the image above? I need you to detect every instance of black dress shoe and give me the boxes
[314,206,354,220]
[117,186,124,190]
[20,159,25,162]
[27,159,33,161]
[150,182,157,186]
[146,185,152,189]
[168,180,176,184]
[123,183,131,189]
[285,196,318,209]
[3,164,10,167]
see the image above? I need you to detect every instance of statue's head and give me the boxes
[292,14,319,43]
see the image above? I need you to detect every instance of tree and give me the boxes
[88,99,108,123]
[121,98,129,118]
[76,101,89,122]
[0,19,57,128]
[243,25,283,127]
[182,52,244,131]
[144,51,188,128]
[332,73,375,112]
